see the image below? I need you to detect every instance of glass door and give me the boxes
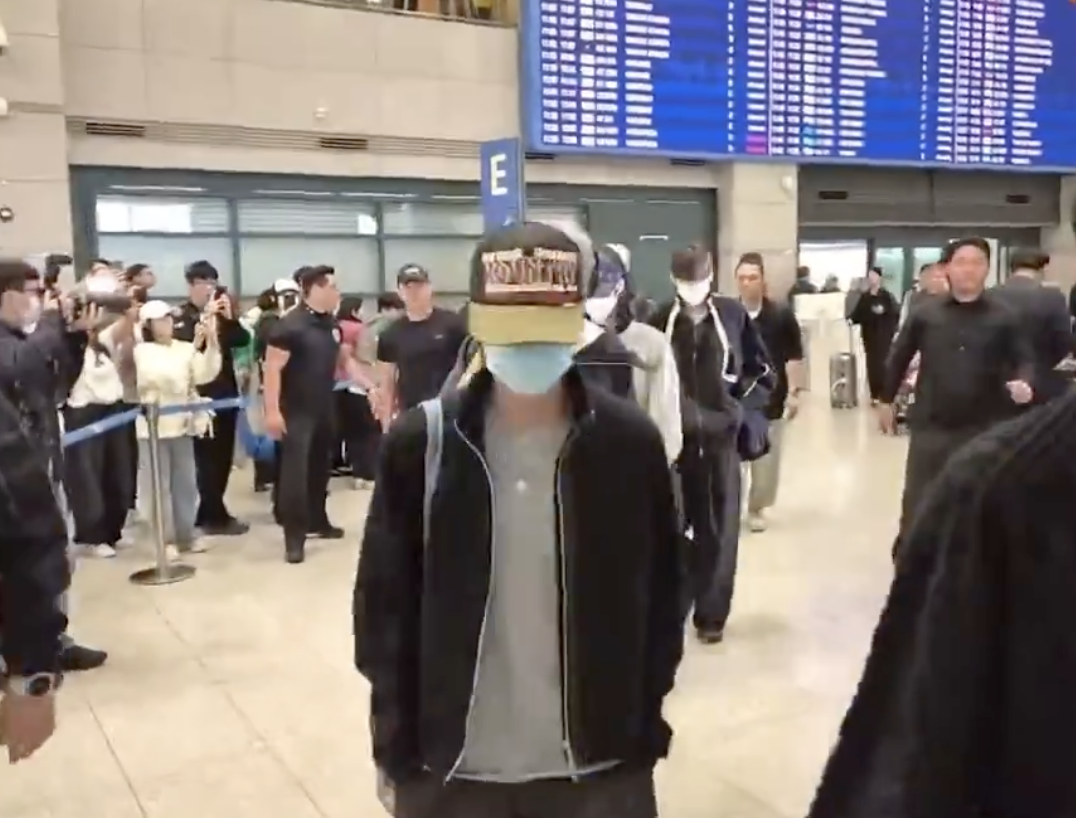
[872,246,908,299]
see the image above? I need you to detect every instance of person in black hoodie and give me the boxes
[354,222,684,818]
[848,265,900,405]
[649,247,774,645]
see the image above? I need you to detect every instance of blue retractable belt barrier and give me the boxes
[61,380,356,448]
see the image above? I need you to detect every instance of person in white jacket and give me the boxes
[585,243,682,463]
[134,300,222,559]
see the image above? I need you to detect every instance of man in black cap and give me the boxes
[355,222,685,818]
[171,261,250,536]
[374,264,466,427]
[649,246,774,645]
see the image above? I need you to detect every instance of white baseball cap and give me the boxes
[138,299,171,323]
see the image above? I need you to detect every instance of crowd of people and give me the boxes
[3,224,1076,816]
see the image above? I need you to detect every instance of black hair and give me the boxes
[255,287,276,312]
[292,265,314,284]
[184,260,219,283]
[0,259,38,295]
[869,265,884,276]
[940,237,991,265]
[140,324,157,343]
[1009,249,1050,274]
[338,295,364,319]
[297,264,334,295]
[129,286,149,305]
[796,265,810,278]
[90,257,111,268]
[736,252,765,273]
[126,262,150,279]
[377,292,404,312]
[918,262,935,275]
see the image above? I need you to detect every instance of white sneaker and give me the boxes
[165,544,180,562]
[747,513,768,533]
[185,540,208,554]
[88,543,118,559]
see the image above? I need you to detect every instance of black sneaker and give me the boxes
[309,524,345,540]
[61,643,108,672]
[696,627,725,646]
[285,532,306,564]
[202,519,250,537]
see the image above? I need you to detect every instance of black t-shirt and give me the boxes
[748,299,804,420]
[377,308,467,411]
[266,305,340,417]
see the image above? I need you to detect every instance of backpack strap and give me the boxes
[419,398,444,551]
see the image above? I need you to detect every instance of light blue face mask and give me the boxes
[484,343,575,395]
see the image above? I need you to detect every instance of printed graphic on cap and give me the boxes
[480,247,579,296]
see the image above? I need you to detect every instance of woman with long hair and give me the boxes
[133,300,221,560]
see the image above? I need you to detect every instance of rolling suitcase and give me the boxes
[829,323,858,409]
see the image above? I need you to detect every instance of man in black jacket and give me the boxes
[172,261,250,536]
[0,259,106,673]
[990,249,1072,405]
[354,222,685,818]
[879,238,1034,546]
[649,247,774,645]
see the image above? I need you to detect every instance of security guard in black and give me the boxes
[266,302,342,557]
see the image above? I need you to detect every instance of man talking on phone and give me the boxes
[172,261,250,536]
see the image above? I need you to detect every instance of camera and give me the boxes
[0,206,14,224]
[43,253,73,290]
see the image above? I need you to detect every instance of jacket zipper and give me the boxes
[445,421,497,783]
[554,428,581,778]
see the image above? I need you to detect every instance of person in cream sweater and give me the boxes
[134,300,221,559]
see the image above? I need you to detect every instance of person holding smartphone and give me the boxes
[170,261,250,537]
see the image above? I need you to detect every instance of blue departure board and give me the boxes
[521,0,1076,171]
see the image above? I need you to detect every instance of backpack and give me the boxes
[419,398,443,549]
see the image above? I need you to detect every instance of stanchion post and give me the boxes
[129,402,195,586]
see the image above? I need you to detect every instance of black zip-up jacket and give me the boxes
[574,328,641,399]
[649,296,774,448]
[354,368,686,782]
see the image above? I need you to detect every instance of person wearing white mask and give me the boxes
[648,245,774,645]
[585,244,682,463]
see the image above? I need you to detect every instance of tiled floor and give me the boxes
[0,393,908,818]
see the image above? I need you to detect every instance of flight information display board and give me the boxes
[522,0,1076,171]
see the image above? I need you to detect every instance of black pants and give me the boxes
[679,442,740,633]
[896,424,985,556]
[863,339,890,401]
[272,412,334,536]
[396,768,656,818]
[63,402,135,546]
[194,407,238,527]
[336,390,380,481]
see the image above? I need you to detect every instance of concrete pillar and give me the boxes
[715,163,799,299]
[1041,175,1076,293]
[0,0,73,257]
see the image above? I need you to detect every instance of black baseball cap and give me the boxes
[397,264,430,285]
[467,221,592,346]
